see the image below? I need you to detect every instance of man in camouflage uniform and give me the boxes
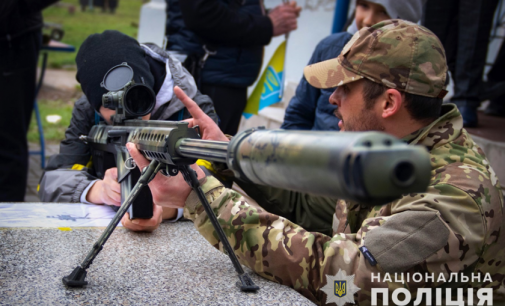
[127,20,505,305]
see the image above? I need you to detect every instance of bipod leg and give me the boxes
[62,160,162,287]
[179,165,259,292]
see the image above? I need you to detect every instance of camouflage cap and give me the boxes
[304,20,448,99]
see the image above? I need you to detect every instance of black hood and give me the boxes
[76,30,154,112]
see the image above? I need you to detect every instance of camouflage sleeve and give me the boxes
[233,179,336,236]
[185,177,492,304]
[184,177,382,303]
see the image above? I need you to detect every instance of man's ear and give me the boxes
[381,89,403,119]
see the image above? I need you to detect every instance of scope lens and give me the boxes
[124,84,155,117]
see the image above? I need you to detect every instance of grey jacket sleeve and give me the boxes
[38,97,99,203]
[39,170,98,203]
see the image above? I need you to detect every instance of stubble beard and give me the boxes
[335,107,385,132]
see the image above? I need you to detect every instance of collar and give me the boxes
[141,44,174,115]
[401,104,463,150]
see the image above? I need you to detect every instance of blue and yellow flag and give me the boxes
[243,41,286,119]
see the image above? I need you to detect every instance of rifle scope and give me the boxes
[101,62,155,120]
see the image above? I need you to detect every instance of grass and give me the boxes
[42,0,143,68]
[29,0,145,143]
[28,100,75,144]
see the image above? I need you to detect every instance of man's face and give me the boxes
[355,0,390,29]
[329,80,384,132]
[99,106,151,124]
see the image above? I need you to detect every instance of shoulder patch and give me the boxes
[364,211,449,273]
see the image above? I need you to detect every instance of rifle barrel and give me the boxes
[176,138,228,163]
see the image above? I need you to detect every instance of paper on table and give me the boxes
[0,203,120,228]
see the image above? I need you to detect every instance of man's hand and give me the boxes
[126,142,206,208]
[174,86,229,142]
[268,1,302,37]
[86,168,121,206]
[121,202,163,232]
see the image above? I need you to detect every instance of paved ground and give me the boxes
[466,110,505,143]
[40,68,78,91]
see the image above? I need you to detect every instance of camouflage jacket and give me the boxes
[183,104,504,305]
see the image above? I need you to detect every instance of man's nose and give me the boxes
[329,89,341,106]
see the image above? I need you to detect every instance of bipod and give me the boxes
[62,160,162,287]
[62,160,259,292]
[176,164,259,292]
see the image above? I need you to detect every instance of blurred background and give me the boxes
[24,0,505,201]
[34,0,341,144]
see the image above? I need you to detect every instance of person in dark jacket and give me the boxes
[281,0,425,131]
[423,0,499,127]
[0,0,59,202]
[39,31,218,232]
[166,0,301,135]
